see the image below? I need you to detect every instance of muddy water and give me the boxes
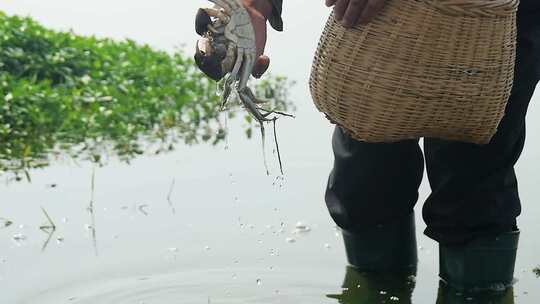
[1,1,540,303]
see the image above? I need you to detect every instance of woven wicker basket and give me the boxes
[309,0,518,144]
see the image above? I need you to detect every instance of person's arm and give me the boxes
[245,0,388,77]
[326,0,387,28]
[242,0,275,78]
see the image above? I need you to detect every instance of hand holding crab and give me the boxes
[194,0,293,174]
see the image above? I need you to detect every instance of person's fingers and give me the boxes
[252,55,270,78]
[333,0,350,21]
[358,0,386,25]
[326,0,338,7]
[342,0,367,28]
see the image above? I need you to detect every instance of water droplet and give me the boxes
[205,246,211,251]
[18,224,25,229]
[138,204,149,216]
[357,284,361,288]
[390,296,399,301]
[56,237,64,244]
[294,222,311,233]
[62,217,69,223]
[286,237,296,243]
[269,266,274,271]
[256,279,262,286]
[12,233,26,242]
[84,224,93,230]
[379,290,387,295]
[324,243,331,249]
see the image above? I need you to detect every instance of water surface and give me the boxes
[1,1,540,303]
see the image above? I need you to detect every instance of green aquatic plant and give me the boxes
[0,11,294,180]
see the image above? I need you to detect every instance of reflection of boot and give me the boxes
[327,266,416,304]
[439,230,519,292]
[342,212,417,272]
[436,280,515,304]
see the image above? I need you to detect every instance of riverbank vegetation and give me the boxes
[0,11,293,180]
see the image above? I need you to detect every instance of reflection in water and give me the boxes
[39,207,57,252]
[166,178,176,215]
[0,12,293,181]
[87,168,98,256]
[436,281,514,304]
[328,267,516,304]
[0,217,13,229]
[327,266,416,304]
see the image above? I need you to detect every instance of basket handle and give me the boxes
[422,0,519,17]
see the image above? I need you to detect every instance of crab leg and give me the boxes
[209,0,233,14]
[220,47,244,109]
[203,8,230,22]
[244,87,267,104]
[212,0,242,12]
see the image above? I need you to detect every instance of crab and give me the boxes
[194,0,292,174]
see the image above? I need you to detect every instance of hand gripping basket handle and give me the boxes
[422,0,519,17]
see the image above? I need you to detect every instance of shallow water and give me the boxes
[1,1,540,303]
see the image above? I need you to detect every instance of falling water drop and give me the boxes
[12,233,26,243]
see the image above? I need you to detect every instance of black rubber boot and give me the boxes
[439,230,520,292]
[342,212,417,272]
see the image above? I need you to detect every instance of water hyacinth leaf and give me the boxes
[0,11,294,179]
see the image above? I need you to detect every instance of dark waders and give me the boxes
[324,5,540,292]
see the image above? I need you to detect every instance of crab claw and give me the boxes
[195,8,212,36]
[195,38,226,81]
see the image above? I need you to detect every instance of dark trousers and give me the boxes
[325,14,540,246]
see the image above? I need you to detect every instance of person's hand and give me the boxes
[242,0,273,78]
[325,0,387,28]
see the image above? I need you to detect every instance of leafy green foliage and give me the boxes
[0,11,293,179]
